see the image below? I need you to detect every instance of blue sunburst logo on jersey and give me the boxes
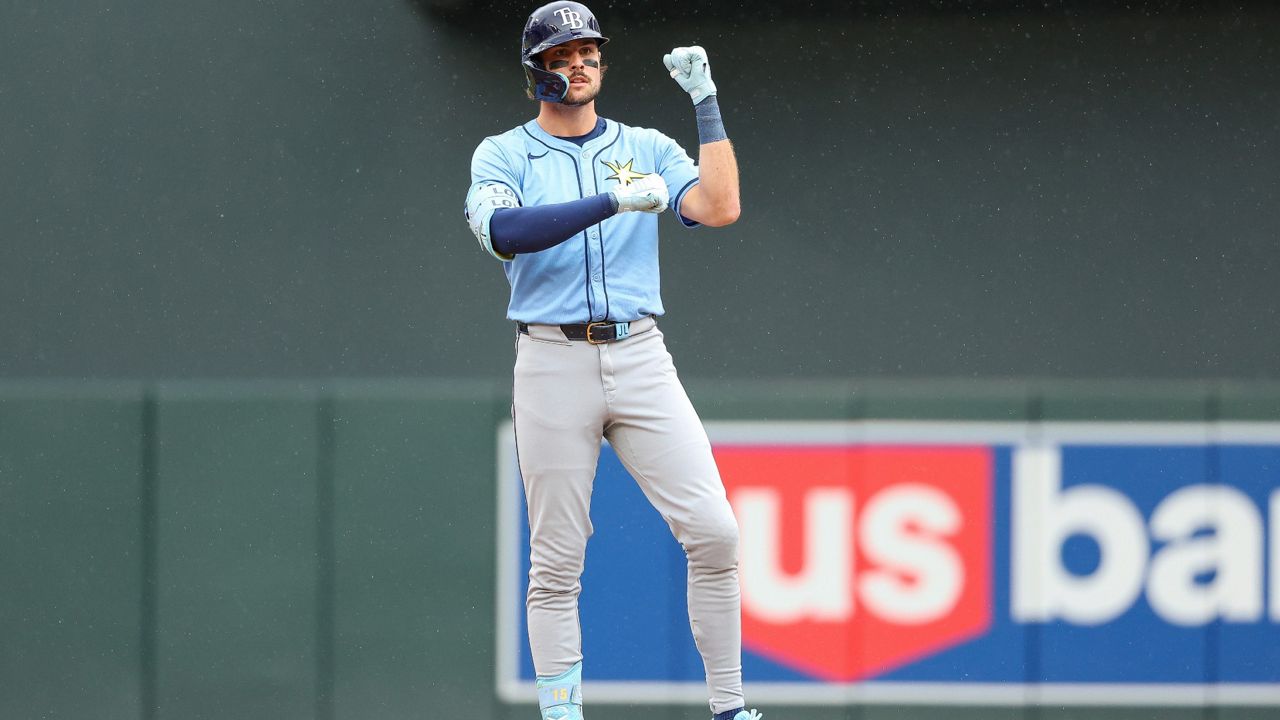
[602,159,647,186]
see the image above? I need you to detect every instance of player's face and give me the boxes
[541,39,603,107]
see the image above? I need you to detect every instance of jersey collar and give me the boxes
[524,118,617,153]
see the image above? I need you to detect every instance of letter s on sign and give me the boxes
[858,484,964,625]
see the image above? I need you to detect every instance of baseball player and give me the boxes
[463,3,756,720]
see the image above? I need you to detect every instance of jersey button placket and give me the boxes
[589,230,601,284]
[583,153,606,321]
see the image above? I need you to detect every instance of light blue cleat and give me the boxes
[721,710,763,720]
[536,661,584,720]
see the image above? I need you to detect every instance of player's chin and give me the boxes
[562,83,600,107]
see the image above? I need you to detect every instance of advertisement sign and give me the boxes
[496,422,1280,705]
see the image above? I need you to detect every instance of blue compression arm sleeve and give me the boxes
[491,193,618,256]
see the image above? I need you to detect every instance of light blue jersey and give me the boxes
[466,118,700,325]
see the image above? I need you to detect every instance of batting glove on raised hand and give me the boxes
[609,173,669,214]
[663,45,716,106]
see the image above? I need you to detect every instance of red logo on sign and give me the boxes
[715,445,993,681]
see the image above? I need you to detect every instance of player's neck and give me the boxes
[535,102,599,139]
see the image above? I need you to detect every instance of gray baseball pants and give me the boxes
[513,316,744,714]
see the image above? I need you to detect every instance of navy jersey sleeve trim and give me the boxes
[674,178,701,228]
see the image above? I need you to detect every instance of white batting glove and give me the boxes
[609,173,668,214]
[663,45,716,106]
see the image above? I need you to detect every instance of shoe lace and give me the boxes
[744,711,763,720]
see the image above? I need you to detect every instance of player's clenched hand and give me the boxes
[663,45,716,106]
[609,174,669,214]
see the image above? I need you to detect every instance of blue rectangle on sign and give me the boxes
[496,422,1280,706]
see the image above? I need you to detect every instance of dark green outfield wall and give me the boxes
[0,381,511,720]
[2,2,1278,380]
[2,379,1278,720]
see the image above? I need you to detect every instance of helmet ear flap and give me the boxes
[523,60,568,103]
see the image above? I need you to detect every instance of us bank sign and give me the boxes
[496,421,1280,706]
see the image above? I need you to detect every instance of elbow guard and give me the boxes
[464,183,520,261]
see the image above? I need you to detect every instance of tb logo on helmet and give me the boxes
[554,7,585,29]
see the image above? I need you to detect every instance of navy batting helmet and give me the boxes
[521,2,609,102]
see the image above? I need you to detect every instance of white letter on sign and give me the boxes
[858,484,964,624]
[734,487,853,623]
[1012,445,1148,625]
[1148,484,1262,625]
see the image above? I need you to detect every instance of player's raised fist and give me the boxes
[609,173,669,214]
[663,45,716,106]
